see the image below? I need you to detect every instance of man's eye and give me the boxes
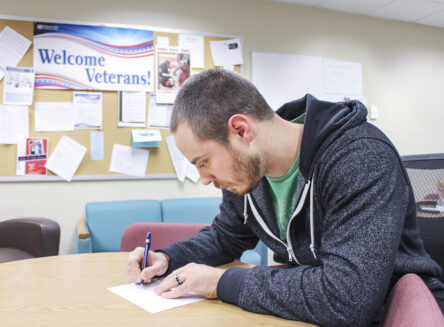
[198,162,207,168]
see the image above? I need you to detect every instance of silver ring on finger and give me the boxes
[175,274,182,286]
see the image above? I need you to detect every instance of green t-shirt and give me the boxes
[266,113,305,242]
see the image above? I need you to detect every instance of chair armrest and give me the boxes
[77,219,90,239]
[0,218,60,257]
[76,219,92,253]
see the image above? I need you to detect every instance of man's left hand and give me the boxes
[154,263,224,299]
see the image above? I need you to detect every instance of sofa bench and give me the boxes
[77,197,267,265]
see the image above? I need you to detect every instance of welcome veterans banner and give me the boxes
[33,22,154,91]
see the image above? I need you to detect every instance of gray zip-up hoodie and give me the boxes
[161,94,443,327]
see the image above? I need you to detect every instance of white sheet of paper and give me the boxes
[155,89,177,104]
[73,92,103,129]
[0,26,32,81]
[16,137,27,175]
[209,38,243,66]
[3,66,35,105]
[166,136,187,182]
[109,144,149,177]
[121,91,146,124]
[45,136,87,181]
[0,104,29,144]
[147,94,173,129]
[157,36,170,47]
[185,162,200,183]
[179,34,204,69]
[34,102,75,131]
[108,279,205,313]
[166,136,199,182]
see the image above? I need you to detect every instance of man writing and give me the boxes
[127,69,443,326]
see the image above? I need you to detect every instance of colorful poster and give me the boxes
[33,22,154,91]
[16,137,49,175]
[156,47,190,104]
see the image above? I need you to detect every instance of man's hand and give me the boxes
[154,263,224,299]
[127,247,170,284]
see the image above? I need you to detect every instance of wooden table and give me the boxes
[0,252,314,327]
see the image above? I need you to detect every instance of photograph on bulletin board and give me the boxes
[156,47,190,104]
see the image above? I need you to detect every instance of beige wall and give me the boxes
[0,0,443,255]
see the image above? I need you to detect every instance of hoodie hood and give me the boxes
[276,94,368,179]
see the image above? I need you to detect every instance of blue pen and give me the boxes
[140,232,151,285]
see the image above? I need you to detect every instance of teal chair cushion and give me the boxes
[250,241,268,266]
[161,197,222,223]
[85,200,162,252]
[240,250,262,266]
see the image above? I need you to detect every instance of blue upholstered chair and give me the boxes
[77,200,162,253]
[161,197,222,223]
[161,197,268,265]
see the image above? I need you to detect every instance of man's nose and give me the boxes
[200,172,215,185]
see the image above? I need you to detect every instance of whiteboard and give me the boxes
[251,51,362,111]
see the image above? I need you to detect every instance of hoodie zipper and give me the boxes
[245,179,312,265]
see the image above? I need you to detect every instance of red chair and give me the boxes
[120,222,209,252]
[380,274,444,327]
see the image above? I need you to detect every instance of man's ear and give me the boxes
[227,114,253,143]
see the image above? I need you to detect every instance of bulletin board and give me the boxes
[0,17,242,181]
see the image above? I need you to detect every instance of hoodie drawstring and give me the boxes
[243,176,317,263]
[243,194,248,224]
[309,175,317,259]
